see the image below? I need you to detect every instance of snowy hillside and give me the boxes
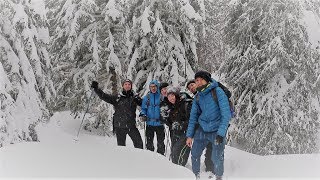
[0,111,319,179]
[1,0,320,162]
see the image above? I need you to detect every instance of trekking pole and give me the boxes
[144,121,147,149]
[164,125,171,158]
[74,89,95,142]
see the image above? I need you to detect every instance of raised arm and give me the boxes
[91,81,117,105]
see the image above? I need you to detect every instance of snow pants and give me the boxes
[114,127,143,149]
[191,127,225,177]
[146,125,165,155]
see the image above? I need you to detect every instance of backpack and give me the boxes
[196,82,235,118]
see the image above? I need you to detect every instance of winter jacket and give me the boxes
[160,97,192,135]
[140,80,162,126]
[186,79,231,138]
[94,88,142,128]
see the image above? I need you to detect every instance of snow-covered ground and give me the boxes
[0,111,320,180]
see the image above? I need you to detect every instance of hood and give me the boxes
[149,79,160,94]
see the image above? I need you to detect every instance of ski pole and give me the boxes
[164,125,171,158]
[144,121,147,149]
[74,89,94,141]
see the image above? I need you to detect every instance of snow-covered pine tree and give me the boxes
[221,0,320,155]
[83,0,126,133]
[196,0,229,72]
[0,0,54,146]
[49,0,100,113]
[48,0,126,134]
[301,0,320,152]
[125,0,197,93]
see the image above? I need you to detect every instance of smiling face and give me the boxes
[161,87,168,97]
[123,82,132,91]
[167,93,176,104]
[187,82,197,94]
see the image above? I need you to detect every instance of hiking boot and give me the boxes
[216,176,222,180]
[208,171,214,179]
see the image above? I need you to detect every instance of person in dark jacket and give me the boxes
[160,86,192,166]
[91,79,143,149]
[186,71,231,180]
[187,79,215,173]
[140,80,165,155]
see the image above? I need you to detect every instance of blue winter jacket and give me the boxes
[140,80,162,126]
[186,79,231,138]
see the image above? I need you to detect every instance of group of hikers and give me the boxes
[90,70,232,180]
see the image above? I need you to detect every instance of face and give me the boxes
[195,77,207,87]
[167,94,176,104]
[187,82,197,94]
[123,82,132,91]
[161,87,167,97]
[150,84,158,93]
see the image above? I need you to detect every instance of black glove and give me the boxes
[172,121,182,131]
[215,135,224,145]
[91,81,98,89]
[134,94,141,101]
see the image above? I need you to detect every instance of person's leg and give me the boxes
[155,126,165,155]
[170,131,179,152]
[128,126,143,149]
[205,142,215,173]
[172,136,190,166]
[115,127,127,146]
[191,128,208,176]
[210,133,226,177]
[146,125,155,151]
[171,135,182,164]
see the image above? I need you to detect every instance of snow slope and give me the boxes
[0,111,320,179]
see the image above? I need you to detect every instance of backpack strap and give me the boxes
[146,93,150,107]
[211,89,218,106]
[195,93,199,104]
[196,89,218,105]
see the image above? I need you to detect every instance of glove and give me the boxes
[215,135,224,145]
[140,115,147,122]
[172,121,182,131]
[134,94,141,101]
[91,81,98,89]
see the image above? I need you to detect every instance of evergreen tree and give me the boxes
[126,0,198,93]
[48,0,127,134]
[221,0,320,155]
[0,0,54,146]
[196,0,229,72]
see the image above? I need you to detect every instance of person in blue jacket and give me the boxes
[186,71,231,180]
[140,80,165,155]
